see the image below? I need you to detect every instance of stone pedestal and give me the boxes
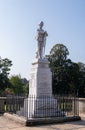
[29,58,52,97]
[17,59,64,118]
[27,58,59,118]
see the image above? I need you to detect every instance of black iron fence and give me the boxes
[5,94,27,114]
[4,94,79,119]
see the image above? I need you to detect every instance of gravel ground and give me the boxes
[0,114,85,130]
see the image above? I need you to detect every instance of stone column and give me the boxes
[27,59,57,118]
[29,58,52,97]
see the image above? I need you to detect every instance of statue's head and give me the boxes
[39,21,44,28]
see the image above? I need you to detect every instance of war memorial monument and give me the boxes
[4,22,80,126]
[27,21,60,118]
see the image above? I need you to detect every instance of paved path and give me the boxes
[0,114,85,130]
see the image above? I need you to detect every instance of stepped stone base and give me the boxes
[17,97,65,118]
[27,95,66,118]
[28,97,58,118]
[17,58,64,118]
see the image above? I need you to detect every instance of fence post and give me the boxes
[72,96,79,116]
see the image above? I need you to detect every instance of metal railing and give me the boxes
[4,94,79,119]
[5,94,27,113]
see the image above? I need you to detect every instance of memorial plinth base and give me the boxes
[26,58,64,118]
[17,59,64,118]
[27,96,65,118]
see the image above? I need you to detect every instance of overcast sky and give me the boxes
[0,0,85,79]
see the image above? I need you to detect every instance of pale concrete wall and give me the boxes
[0,97,85,114]
[79,98,85,114]
[0,97,6,112]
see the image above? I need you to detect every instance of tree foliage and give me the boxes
[9,75,29,94]
[9,75,25,94]
[46,44,85,97]
[77,62,85,97]
[48,44,69,65]
[0,57,12,93]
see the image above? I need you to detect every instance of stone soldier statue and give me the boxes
[36,21,48,59]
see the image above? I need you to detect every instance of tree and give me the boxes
[0,58,12,75]
[67,61,80,95]
[77,62,85,72]
[46,44,70,94]
[22,78,29,94]
[46,44,81,95]
[9,75,29,94]
[23,82,29,94]
[0,57,12,93]
[77,62,85,97]
[47,44,69,66]
[9,75,25,94]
